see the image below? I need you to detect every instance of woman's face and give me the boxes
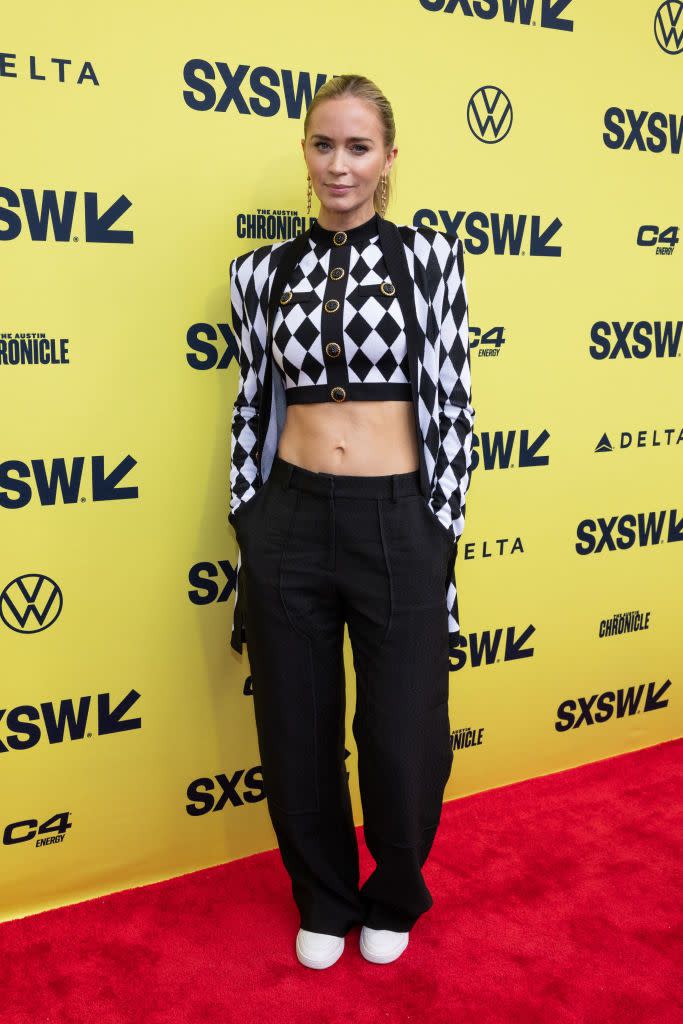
[301,96,397,224]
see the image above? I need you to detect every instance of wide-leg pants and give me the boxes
[233,452,455,937]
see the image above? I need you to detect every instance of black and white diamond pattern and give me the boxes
[271,234,409,389]
[228,223,475,646]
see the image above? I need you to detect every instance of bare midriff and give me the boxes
[277,401,420,476]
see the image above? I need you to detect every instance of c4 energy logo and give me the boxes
[555,679,671,730]
[589,320,682,358]
[3,811,75,848]
[0,455,139,509]
[636,224,679,255]
[654,1,683,54]
[0,189,133,244]
[0,574,63,634]
[418,0,574,31]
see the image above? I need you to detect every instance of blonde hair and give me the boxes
[303,74,396,216]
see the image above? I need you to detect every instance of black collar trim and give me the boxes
[310,210,380,247]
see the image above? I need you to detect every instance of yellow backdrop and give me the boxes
[2,0,681,922]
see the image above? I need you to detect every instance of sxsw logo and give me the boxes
[0,691,142,753]
[0,455,139,509]
[186,321,239,371]
[183,63,327,116]
[0,189,133,243]
[418,0,574,30]
[449,623,535,670]
[188,559,238,608]
[186,770,266,815]
[555,679,671,730]
[576,509,683,553]
[603,107,683,154]
[589,321,682,359]
[421,213,563,256]
[471,429,550,472]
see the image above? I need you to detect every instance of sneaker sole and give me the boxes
[359,931,409,964]
[296,933,345,969]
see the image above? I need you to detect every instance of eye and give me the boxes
[313,142,369,153]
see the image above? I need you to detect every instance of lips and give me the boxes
[327,185,351,191]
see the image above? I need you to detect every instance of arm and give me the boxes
[228,255,263,524]
[429,234,475,541]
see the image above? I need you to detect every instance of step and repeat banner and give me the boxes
[2,2,680,922]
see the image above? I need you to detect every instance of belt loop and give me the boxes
[391,475,398,503]
[284,464,294,490]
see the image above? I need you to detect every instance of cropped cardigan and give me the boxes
[227,213,475,653]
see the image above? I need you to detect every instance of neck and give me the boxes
[314,203,378,232]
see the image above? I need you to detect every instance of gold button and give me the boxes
[325,342,341,358]
[330,386,346,402]
[324,298,340,313]
[332,231,347,246]
[329,267,345,280]
[380,281,396,296]
[280,290,292,305]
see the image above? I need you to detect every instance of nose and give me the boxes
[329,154,348,174]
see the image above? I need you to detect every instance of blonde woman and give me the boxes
[228,74,475,969]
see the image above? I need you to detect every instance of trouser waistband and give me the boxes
[270,453,423,501]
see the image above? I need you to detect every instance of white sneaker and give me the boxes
[296,928,345,969]
[359,925,410,964]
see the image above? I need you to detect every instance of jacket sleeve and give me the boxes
[428,234,475,543]
[228,255,263,525]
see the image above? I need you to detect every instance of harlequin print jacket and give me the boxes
[227,212,475,654]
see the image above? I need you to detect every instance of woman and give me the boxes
[228,74,475,969]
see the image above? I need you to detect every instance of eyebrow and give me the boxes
[310,133,374,143]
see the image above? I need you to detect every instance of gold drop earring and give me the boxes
[306,172,312,215]
[380,173,388,217]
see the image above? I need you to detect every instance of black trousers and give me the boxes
[233,453,455,937]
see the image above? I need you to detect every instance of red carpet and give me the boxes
[2,739,680,1024]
